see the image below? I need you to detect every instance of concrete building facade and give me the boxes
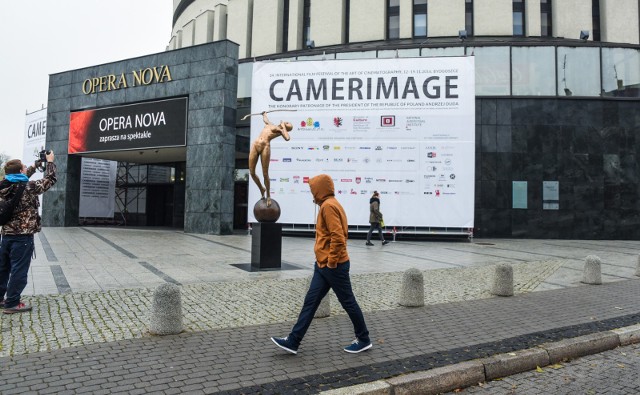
[44,41,239,235]
[165,0,640,239]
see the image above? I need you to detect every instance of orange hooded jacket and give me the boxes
[308,174,350,269]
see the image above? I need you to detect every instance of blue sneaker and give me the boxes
[344,338,372,353]
[271,336,298,354]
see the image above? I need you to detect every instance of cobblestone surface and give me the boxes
[1,277,638,394]
[453,342,640,394]
[0,260,561,357]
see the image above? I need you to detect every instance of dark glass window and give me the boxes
[387,0,400,39]
[303,0,311,45]
[345,0,350,43]
[413,0,427,38]
[540,0,552,37]
[465,0,473,36]
[513,0,525,36]
[592,0,600,41]
[282,0,290,51]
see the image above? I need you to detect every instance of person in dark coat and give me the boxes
[366,191,388,246]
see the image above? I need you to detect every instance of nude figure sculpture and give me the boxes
[248,111,293,207]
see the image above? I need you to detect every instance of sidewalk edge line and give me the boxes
[318,324,640,395]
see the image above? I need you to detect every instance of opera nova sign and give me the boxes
[82,65,172,94]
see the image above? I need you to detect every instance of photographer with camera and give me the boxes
[0,150,56,314]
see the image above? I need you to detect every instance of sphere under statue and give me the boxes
[253,198,281,222]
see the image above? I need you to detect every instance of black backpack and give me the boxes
[0,183,27,226]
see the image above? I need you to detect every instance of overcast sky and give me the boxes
[0,0,173,160]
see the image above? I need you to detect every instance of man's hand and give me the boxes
[45,150,55,163]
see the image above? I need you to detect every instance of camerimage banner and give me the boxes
[68,97,188,154]
[23,108,48,214]
[248,57,475,229]
[23,108,47,176]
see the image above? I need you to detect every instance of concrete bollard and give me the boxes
[315,292,331,318]
[491,263,514,297]
[582,255,602,285]
[306,276,331,318]
[636,255,640,277]
[149,283,183,335]
[399,268,424,307]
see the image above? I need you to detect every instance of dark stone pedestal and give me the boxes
[251,222,282,270]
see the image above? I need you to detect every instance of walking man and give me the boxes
[366,191,389,246]
[271,174,372,354]
[0,151,57,314]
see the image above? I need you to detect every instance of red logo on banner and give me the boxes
[381,116,395,127]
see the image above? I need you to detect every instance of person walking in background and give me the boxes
[366,191,388,246]
[270,174,372,355]
[0,151,57,314]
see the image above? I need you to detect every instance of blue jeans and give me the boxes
[0,235,35,308]
[289,260,370,346]
[367,222,384,242]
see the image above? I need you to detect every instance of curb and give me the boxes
[319,324,640,395]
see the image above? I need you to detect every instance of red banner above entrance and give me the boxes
[68,97,188,154]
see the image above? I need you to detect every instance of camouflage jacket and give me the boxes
[0,163,57,235]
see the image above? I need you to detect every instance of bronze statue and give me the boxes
[247,111,293,207]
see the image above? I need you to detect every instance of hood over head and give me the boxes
[309,174,334,205]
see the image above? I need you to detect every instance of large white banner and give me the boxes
[23,108,47,180]
[23,108,47,214]
[248,57,475,228]
[79,158,117,218]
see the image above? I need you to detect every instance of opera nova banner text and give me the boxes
[68,97,188,154]
[248,57,475,229]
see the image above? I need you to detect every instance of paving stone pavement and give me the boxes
[452,342,640,394]
[0,227,639,393]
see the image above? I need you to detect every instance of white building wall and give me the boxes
[399,0,413,38]
[428,0,465,37]
[350,0,385,42]
[288,0,304,50]
[194,11,215,44]
[311,0,346,46]
[553,0,592,40]
[251,0,283,57]
[182,20,195,47]
[172,0,640,58]
[526,0,542,37]
[601,0,640,44]
[213,4,227,41]
[475,0,513,36]
[172,0,228,39]
[175,30,183,49]
[227,0,253,58]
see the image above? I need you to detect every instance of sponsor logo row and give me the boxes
[296,115,423,130]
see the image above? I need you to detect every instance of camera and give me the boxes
[35,150,51,172]
[39,150,51,162]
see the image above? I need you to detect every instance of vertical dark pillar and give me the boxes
[42,71,81,227]
[251,222,283,270]
[184,41,239,235]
